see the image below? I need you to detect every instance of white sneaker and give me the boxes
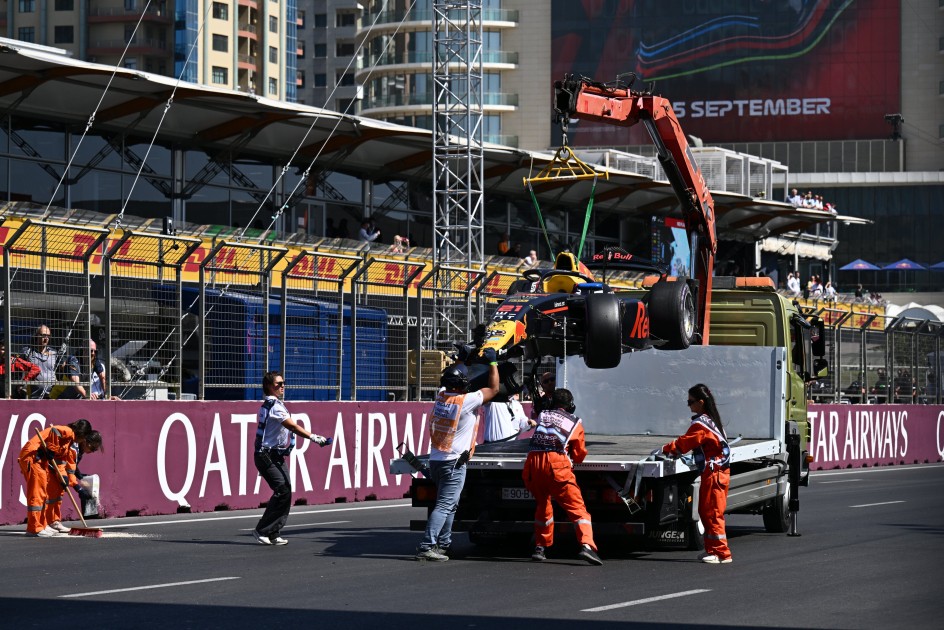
[27,527,59,538]
[270,536,288,545]
[252,530,273,545]
[701,555,733,564]
[49,521,71,533]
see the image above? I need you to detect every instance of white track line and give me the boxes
[813,464,944,478]
[582,589,710,612]
[60,577,240,598]
[93,501,412,529]
[850,500,906,508]
[239,520,350,531]
[819,479,863,484]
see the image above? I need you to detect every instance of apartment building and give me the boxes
[0,0,297,101]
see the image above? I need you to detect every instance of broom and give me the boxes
[34,429,103,538]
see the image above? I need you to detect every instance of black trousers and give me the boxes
[254,450,292,537]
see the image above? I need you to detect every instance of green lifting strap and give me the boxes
[526,174,599,262]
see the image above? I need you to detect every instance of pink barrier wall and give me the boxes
[2,401,941,525]
[1,400,435,526]
[808,404,944,470]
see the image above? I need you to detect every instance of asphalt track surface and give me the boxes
[2,464,941,630]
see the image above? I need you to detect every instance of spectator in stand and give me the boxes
[389,234,410,254]
[824,281,837,302]
[22,324,59,399]
[524,249,538,267]
[786,272,801,298]
[786,188,801,206]
[809,275,823,298]
[497,232,511,256]
[855,284,864,300]
[814,195,824,211]
[509,243,522,259]
[0,341,40,398]
[802,192,815,208]
[358,218,381,244]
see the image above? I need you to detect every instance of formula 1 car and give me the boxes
[473,248,697,371]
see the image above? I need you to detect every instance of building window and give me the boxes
[297,9,305,28]
[296,70,305,88]
[336,13,356,27]
[314,73,326,87]
[297,41,305,57]
[212,2,228,20]
[124,58,137,69]
[54,25,74,44]
[268,78,278,95]
[54,0,74,10]
[336,73,354,87]
[212,34,228,52]
[269,46,278,64]
[336,42,356,57]
[17,27,35,42]
[269,16,278,33]
[314,13,327,28]
[314,43,327,58]
[18,0,35,12]
[124,0,135,10]
[212,66,228,84]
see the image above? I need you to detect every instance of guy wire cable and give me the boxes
[240,0,419,244]
[42,0,156,221]
[112,0,216,232]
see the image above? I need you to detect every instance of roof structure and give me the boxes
[0,38,849,244]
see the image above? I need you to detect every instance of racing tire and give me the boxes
[583,292,622,369]
[762,483,791,533]
[648,280,696,350]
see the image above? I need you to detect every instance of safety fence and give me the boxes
[1,217,941,404]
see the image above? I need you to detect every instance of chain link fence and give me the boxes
[2,217,942,403]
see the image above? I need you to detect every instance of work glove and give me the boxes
[309,434,331,447]
[481,347,498,364]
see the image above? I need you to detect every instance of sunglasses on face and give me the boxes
[274,381,285,387]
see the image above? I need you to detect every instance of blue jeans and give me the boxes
[419,459,467,551]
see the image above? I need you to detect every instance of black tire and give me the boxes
[763,483,791,533]
[687,519,705,551]
[648,280,696,350]
[583,292,622,369]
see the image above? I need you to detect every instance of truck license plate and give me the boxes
[501,487,534,501]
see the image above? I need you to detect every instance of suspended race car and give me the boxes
[475,248,697,370]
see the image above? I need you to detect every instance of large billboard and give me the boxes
[551,0,901,145]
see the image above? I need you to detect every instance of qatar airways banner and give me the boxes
[0,400,439,526]
[807,404,944,470]
[552,0,901,144]
[2,401,940,525]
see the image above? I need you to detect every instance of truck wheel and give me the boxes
[763,484,791,533]
[583,292,622,369]
[648,280,696,350]
[687,519,705,551]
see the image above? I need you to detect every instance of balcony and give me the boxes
[88,5,171,23]
[362,7,518,28]
[89,39,169,55]
[360,92,518,112]
[358,50,517,72]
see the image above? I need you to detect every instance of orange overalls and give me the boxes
[17,426,77,534]
[522,408,597,551]
[663,414,731,561]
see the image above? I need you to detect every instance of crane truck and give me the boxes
[391,75,826,551]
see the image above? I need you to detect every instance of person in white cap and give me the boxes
[89,339,110,400]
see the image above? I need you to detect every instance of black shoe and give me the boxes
[578,544,603,566]
[531,546,546,562]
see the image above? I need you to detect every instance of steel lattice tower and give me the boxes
[430,1,484,346]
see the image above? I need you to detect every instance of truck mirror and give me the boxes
[811,319,826,357]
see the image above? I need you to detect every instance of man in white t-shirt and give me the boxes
[483,393,535,443]
[416,353,500,561]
